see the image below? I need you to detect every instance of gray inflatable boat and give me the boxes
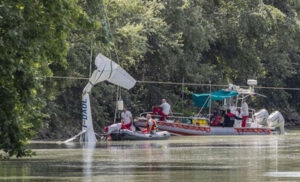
[110,129,170,141]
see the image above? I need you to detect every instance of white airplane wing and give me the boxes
[83,53,136,94]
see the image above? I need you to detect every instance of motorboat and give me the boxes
[134,80,285,136]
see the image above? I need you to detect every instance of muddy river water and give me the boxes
[1,130,300,181]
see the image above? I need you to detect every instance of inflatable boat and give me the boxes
[110,129,170,141]
[106,123,170,141]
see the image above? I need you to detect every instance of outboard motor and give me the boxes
[254,109,269,126]
[267,111,285,134]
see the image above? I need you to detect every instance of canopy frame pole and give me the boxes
[197,96,210,116]
[235,95,239,108]
[113,86,120,123]
[181,77,184,113]
[209,81,212,121]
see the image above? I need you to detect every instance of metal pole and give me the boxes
[89,39,93,77]
[113,86,119,124]
[209,81,212,122]
[181,77,184,113]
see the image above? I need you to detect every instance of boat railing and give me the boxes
[139,112,201,122]
[234,107,256,119]
[138,108,257,125]
[139,112,184,118]
[138,112,209,124]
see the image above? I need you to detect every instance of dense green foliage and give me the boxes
[1,0,300,157]
[0,0,94,157]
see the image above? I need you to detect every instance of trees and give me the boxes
[1,0,300,157]
[0,0,93,157]
[41,0,300,141]
[41,0,184,136]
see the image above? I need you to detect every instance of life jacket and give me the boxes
[146,119,157,132]
[227,112,234,117]
[224,112,235,127]
[211,116,222,126]
[227,112,235,120]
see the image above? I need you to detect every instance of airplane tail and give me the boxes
[80,93,97,142]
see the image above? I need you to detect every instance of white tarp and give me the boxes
[83,53,136,95]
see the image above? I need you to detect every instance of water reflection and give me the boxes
[1,133,300,181]
[265,171,300,177]
[82,142,96,182]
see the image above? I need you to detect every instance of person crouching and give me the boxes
[146,114,157,134]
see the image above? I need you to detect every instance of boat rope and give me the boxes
[100,0,122,123]
[42,76,300,91]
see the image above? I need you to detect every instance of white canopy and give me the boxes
[83,53,136,95]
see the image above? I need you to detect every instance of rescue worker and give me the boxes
[121,107,133,130]
[241,101,249,127]
[223,109,242,127]
[146,114,157,134]
[152,99,172,121]
[211,109,223,126]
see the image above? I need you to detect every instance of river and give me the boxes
[1,130,300,182]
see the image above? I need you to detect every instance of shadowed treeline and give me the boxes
[1,0,300,157]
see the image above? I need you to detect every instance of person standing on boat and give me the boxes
[152,99,172,121]
[121,107,133,130]
[241,101,249,127]
[146,114,157,134]
[224,109,242,127]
